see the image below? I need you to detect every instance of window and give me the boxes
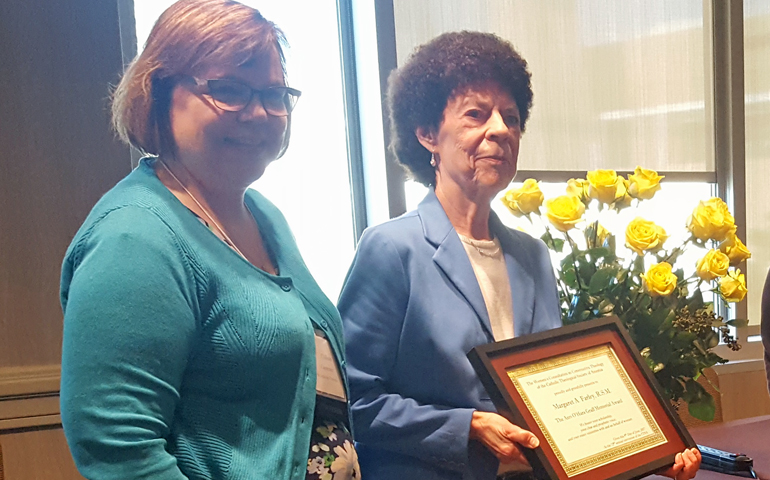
[390,0,732,317]
[396,0,721,311]
[395,0,719,254]
[378,0,765,359]
[744,0,770,325]
[134,0,355,299]
[392,0,713,177]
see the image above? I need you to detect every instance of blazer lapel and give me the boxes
[490,213,535,337]
[418,191,494,340]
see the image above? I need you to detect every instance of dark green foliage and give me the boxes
[552,221,739,421]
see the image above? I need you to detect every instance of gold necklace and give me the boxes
[158,158,248,261]
[458,233,501,258]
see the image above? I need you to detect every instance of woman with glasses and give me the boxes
[59,1,358,479]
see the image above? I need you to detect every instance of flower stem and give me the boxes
[565,233,587,291]
[543,226,574,307]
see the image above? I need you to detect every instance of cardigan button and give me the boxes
[281,283,292,292]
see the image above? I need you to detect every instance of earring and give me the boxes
[430,152,437,167]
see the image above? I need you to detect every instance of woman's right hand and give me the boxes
[469,411,540,465]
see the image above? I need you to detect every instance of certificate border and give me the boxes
[507,344,666,475]
[467,316,696,480]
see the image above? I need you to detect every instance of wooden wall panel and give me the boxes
[0,0,131,369]
[0,0,131,475]
[0,427,83,480]
[714,359,770,421]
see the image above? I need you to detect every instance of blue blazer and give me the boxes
[338,190,562,480]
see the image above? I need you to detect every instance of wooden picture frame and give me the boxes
[468,316,695,480]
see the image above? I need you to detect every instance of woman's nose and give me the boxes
[486,110,511,138]
[238,95,270,121]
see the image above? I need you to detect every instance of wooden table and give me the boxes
[502,415,769,480]
[651,415,770,480]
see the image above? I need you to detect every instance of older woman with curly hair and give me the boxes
[338,31,700,480]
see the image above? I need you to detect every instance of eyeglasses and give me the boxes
[189,77,301,116]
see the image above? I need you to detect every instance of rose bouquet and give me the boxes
[502,167,750,421]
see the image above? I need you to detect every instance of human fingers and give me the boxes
[469,412,533,464]
[660,452,684,479]
[502,423,540,450]
[678,448,701,479]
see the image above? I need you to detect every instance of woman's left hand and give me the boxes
[659,448,701,480]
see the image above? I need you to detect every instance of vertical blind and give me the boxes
[392,0,714,175]
[744,0,770,325]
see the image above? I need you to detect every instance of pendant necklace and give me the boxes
[158,158,249,261]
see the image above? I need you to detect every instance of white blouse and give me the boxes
[458,233,514,341]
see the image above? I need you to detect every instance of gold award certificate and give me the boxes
[506,344,666,477]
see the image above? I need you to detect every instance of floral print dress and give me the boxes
[305,340,360,480]
[306,416,360,480]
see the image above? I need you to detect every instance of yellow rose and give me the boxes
[687,197,736,241]
[719,233,751,266]
[642,262,678,297]
[719,269,748,302]
[545,195,585,232]
[501,179,544,215]
[587,169,625,204]
[695,249,730,281]
[625,217,668,255]
[566,178,590,203]
[627,166,664,200]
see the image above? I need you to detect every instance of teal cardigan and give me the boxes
[60,159,349,480]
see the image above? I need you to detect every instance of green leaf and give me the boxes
[552,238,565,253]
[597,298,615,315]
[565,294,588,325]
[673,268,685,282]
[540,232,555,250]
[687,393,716,422]
[586,247,612,260]
[705,330,720,349]
[577,259,596,285]
[588,267,615,294]
[682,378,706,403]
[687,289,704,310]
[692,339,707,355]
[648,305,674,331]
[726,318,750,328]
[560,270,577,289]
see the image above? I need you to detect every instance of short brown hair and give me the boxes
[112,0,288,156]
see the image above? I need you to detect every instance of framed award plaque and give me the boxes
[468,316,696,480]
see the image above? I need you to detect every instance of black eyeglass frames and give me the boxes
[189,77,301,116]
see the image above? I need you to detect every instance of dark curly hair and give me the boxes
[387,31,533,187]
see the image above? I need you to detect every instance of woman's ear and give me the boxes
[415,126,437,152]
